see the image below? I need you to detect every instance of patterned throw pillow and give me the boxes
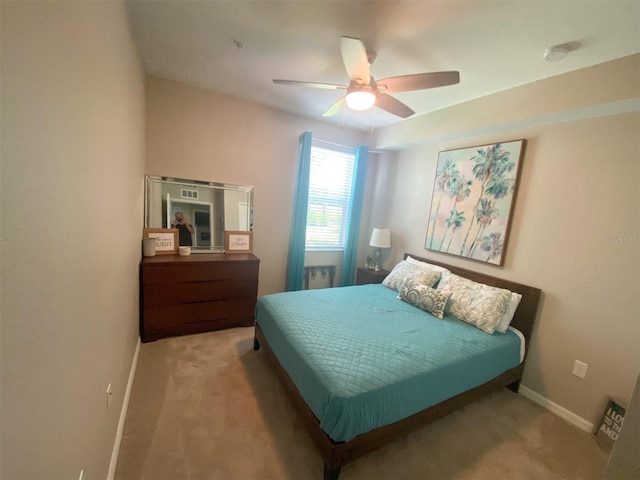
[398,279,452,319]
[437,271,511,334]
[382,261,441,292]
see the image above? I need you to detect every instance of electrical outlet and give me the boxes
[572,360,588,379]
[106,383,113,411]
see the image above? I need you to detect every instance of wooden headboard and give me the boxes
[404,253,542,352]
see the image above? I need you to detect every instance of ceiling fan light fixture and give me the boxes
[345,89,376,111]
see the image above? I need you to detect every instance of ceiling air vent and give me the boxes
[181,188,199,200]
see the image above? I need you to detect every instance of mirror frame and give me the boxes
[144,175,253,254]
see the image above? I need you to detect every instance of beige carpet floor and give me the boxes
[115,327,609,480]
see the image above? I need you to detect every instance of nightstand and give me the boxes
[355,267,390,285]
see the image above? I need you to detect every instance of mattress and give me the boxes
[255,284,523,442]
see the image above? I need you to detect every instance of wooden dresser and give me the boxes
[140,253,260,342]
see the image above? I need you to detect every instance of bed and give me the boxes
[253,253,541,479]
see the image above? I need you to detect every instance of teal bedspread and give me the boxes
[255,284,522,442]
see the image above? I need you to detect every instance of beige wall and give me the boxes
[362,55,640,428]
[145,76,369,295]
[1,2,145,478]
[372,54,640,151]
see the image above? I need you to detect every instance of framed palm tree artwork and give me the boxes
[425,140,526,266]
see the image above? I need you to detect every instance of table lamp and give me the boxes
[369,227,391,271]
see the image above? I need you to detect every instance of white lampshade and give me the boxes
[369,228,391,249]
[345,89,376,111]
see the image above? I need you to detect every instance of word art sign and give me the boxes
[225,231,253,254]
[595,398,626,448]
[143,228,178,255]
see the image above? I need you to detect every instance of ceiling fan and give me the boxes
[273,36,460,119]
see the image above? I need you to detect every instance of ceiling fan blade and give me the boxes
[377,71,460,93]
[273,79,347,90]
[340,36,370,85]
[376,93,415,118]
[322,97,346,117]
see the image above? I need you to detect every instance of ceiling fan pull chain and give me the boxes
[370,104,377,136]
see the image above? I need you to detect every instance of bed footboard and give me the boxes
[254,323,527,479]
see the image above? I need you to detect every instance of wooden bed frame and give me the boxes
[253,253,542,479]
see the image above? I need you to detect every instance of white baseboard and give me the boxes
[107,338,141,480]
[519,385,594,434]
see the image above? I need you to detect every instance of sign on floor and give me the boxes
[595,398,626,448]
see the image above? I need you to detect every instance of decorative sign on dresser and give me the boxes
[140,253,260,342]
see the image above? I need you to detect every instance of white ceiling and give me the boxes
[126,0,640,131]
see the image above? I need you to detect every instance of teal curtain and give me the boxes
[285,131,312,291]
[339,145,368,286]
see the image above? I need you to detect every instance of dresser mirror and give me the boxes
[144,175,253,253]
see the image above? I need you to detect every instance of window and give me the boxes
[305,145,355,250]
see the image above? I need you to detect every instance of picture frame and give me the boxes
[143,228,179,255]
[225,231,253,254]
[425,139,526,266]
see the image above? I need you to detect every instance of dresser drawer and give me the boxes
[142,278,258,307]
[143,261,258,285]
[143,297,256,329]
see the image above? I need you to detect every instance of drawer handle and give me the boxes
[183,279,227,285]
[183,298,230,305]
[183,317,229,326]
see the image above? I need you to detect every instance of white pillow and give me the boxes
[437,271,511,334]
[494,292,522,333]
[405,256,450,273]
[382,261,441,292]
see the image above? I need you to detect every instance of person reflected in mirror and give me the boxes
[171,212,194,246]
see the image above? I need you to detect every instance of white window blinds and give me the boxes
[305,145,355,250]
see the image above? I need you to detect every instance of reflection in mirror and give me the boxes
[145,175,253,253]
